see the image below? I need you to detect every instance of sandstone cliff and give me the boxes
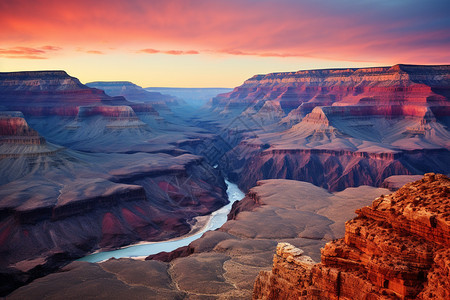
[216,64,450,192]
[253,173,450,299]
[212,64,450,112]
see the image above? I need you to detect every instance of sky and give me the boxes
[1,0,449,88]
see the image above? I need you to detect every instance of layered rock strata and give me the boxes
[253,173,450,299]
[0,112,45,145]
[0,112,63,159]
[217,65,450,192]
[67,105,148,130]
[0,71,155,116]
[212,64,450,112]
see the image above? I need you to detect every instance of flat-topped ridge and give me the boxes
[0,70,71,79]
[246,64,450,82]
[0,70,87,91]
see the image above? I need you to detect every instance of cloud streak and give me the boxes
[86,50,104,55]
[0,46,61,59]
[0,0,449,63]
[138,48,199,55]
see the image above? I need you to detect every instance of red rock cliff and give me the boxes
[212,64,450,111]
[253,173,450,299]
[0,71,138,116]
[218,64,450,193]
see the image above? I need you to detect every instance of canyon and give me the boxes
[0,71,228,295]
[7,179,390,299]
[1,64,449,298]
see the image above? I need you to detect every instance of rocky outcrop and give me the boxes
[0,112,44,145]
[253,243,316,299]
[76,105,139,118]
[69,105,148,130]
[0,112,63,160]
[253,173,450,299]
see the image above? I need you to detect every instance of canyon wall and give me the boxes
[212,64,450,110]
[0,71,157,116]
[253,173,450,299]
[215,64,450,192]
[223,144,449,192]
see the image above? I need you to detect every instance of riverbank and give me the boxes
[77,180,245,263]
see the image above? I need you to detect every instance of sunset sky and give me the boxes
[1,0,449,87]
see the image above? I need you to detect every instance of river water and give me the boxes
[77,180,245,263]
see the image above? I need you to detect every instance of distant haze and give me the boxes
[145,87,232,107]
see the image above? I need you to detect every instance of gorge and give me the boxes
[78,180,245,263]
[1,64,449,298]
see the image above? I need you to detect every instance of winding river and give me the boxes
[78,180,245,263]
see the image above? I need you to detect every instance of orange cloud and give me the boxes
[139,49,160,54]
[40,45,62,51]
[183,50,199,55]
[138,49,199,55]
[86,50,104,54]
[0,46,61,59]
[163,50,199,55]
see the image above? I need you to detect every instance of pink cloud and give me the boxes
[0,0,448,64]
